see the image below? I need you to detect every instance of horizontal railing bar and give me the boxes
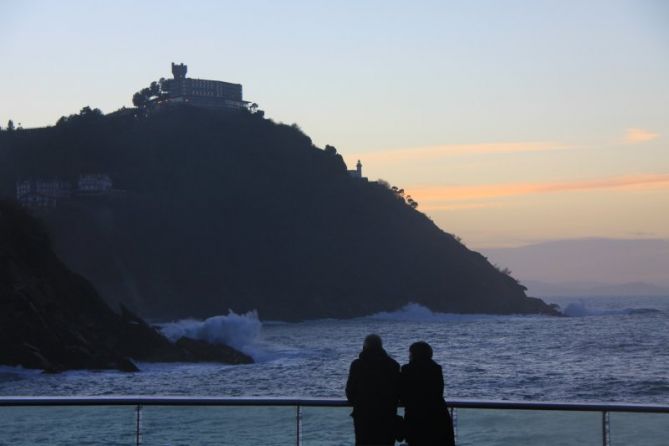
[0,397,667,413]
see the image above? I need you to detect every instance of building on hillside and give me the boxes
[16,179,72,209]
[158,63,248,111]
[16,193,56,209]
[78,174,113,194]
[16,174,114,209]
[348,160,364,179]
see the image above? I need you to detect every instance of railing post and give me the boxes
[296,404,302,446]
[602,411,610,446]
[450,407,457,444]
[135,404,142,446]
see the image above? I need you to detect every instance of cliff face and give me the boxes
[0,201,251,372]
[0,200,138,371]
[0,107,559,321]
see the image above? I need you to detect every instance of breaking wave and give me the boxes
[368,302,662,320]
[562,302,662,317]
[0,365,42,383]
[365,303,502,322]
[159,310,262,354]
[158,310,308,363]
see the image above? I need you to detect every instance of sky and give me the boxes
[2,0,668,248]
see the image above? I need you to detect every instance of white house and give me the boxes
[78,174,113,193]
[16,179,72,208]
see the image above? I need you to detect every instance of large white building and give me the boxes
[158,63,248,111]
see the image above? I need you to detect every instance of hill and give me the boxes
[0,106,558,320]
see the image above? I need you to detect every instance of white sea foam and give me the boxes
[0,365,42,378]
[159,310,262,353]
[158,310,305,362]
[562,302,661,317]
[365,302,503,322]
[370,302,662,320]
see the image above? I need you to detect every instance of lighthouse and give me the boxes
[348,160,363,179]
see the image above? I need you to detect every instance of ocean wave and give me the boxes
[365,303,509,322]
[158,310,308,363]
[0,365,42,383]
[562,302,662,317]
[159,310,262,354]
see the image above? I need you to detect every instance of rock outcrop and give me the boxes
[0,201,252,371]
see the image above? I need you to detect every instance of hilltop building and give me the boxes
[348,160,364,179]
[158,63,248,111]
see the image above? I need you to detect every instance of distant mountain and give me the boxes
[483,238,669,291]
[520,280,669,297]
[0,106,558,320]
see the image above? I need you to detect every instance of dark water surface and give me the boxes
[2,296,668,445]
[2,296,668,404]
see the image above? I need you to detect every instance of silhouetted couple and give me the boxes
[346,334,455,445]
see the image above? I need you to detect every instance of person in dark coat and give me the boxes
[346,334,401,445]
[399,341,455,446]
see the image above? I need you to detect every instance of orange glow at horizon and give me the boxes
[410,173,669,206]
[625,128,660,144]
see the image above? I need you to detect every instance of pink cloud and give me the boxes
[625,128,659,144]
[410,173,669,204]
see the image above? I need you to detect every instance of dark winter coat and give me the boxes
[400,358,455,446]
[346,348,401,445]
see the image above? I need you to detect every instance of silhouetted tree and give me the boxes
[6,120,15,131]
[493,264,513,276]
[80,106,103,117]
[132,92,147,108]
[54,107,103,127]
[132,81,168,108]
[377,179,391,189]
[149,81,160,97]
[324,145,337,156]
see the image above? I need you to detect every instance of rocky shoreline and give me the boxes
[0,201,252,372]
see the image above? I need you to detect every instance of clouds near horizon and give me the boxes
[412,173,669,210]
[625,128,659,144]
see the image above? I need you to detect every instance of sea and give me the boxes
[1,296,668,445]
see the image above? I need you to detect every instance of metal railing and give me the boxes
[1,397,667,445]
